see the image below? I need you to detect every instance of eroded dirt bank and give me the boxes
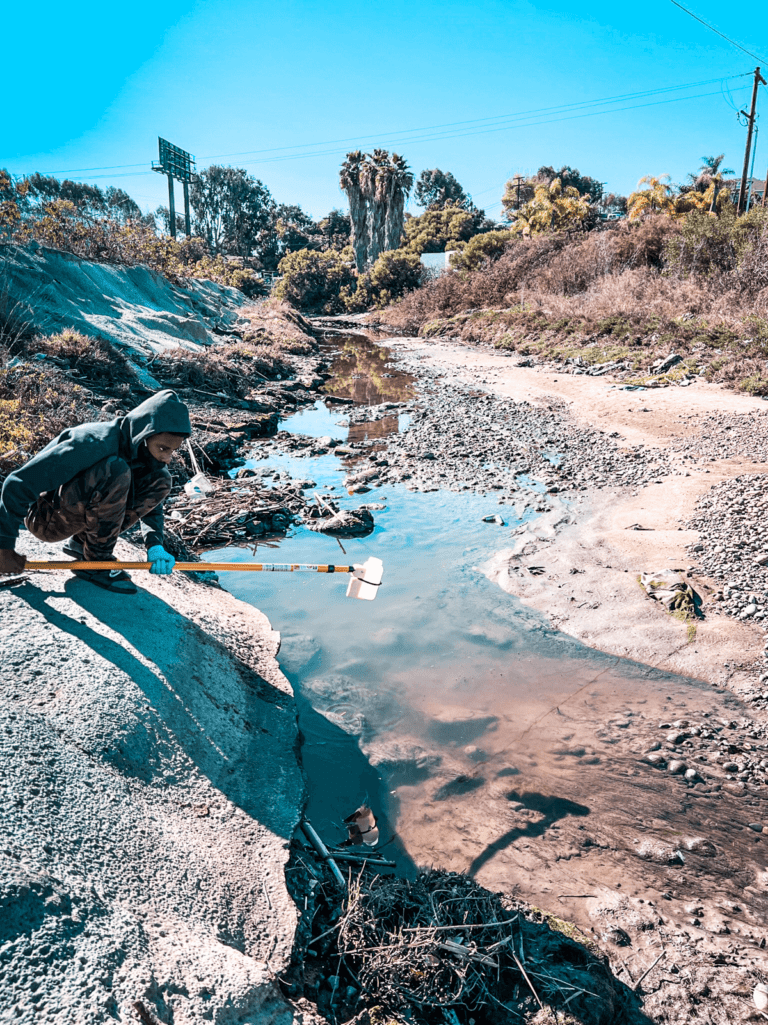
[0,536,304,1025]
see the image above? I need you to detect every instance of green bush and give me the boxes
[449,230,515,271]
[273,247,356,314]
[402,205,481,255]
[352,249,424,308]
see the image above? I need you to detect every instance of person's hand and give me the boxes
[0,548,26,574]
[147,545,175,576]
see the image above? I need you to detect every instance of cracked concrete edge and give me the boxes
[1,533,307,1025]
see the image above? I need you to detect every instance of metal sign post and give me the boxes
[152,138,197,237]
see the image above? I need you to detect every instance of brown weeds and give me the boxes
[377,215,768,394]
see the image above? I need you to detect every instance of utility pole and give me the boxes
[737,66,766,215]
[509,174,524,210]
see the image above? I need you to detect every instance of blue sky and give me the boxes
[4,0,767,220]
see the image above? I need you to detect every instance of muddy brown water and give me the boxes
[213,333,768,951]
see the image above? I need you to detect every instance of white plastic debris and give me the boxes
[184,472,215,497]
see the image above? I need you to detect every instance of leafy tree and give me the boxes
[339,150,414,271]
[353,249,423,308]
[154,206,186,236]
[511,178,590,235]
[536,165,603,203]
[414,168,474,210]
[315,209,351,250]
[503,165,603,221]
[275,204,317,253]
[190,165,275,257]
[627,175,677,219]
[449,230,515,271]
[104,187,142,223]
[402,205,481,255]
[598,192,628,219]
[273,247,356,314]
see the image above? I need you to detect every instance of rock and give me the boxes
[651,353,683,374]
[748,822,764,833]
[1,243,250,357]
[427,706,499,744]
[754,553,768,567]
[755,983,768,1011]
[1,535,303,1024]
[603,927,631,946]
[305,508,374,537]
[741,604,758,618]
[645,753,667,767]
[362,737,443,785]
[683,837,717,857]
[635,839,684,864]
[667,759,687,774]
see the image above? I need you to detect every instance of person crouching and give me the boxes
[0,389,191,594]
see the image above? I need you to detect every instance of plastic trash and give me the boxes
[184,472,215,496]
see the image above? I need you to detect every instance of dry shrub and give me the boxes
[0,357,96,477]
[153,341,286,398]
[152,301,318,397]
[23,329,138,392]
[334,869,634,1025]
[239,299,317,354]
[375,213,768,394]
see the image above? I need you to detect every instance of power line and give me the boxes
[220,87,747,167]
[45,81,751,186]
[34,72,749,178]
[669,1,768,65]
[199,74,744,161]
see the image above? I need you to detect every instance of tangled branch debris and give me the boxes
[285,853,642,1025]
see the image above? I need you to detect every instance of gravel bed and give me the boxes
[315,380,679,499]
[671,410,768,463]
[686,474,768,689]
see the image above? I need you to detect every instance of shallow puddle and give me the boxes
[213,335,768,935]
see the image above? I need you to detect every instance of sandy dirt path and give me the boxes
[388,337,768,693]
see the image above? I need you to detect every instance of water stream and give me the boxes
[207,334,760,884]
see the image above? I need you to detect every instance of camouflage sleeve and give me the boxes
[139,503,164,550]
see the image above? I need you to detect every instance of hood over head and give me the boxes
[120,389,191,458]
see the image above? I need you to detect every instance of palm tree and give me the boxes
[339,152,368,273]
[511,178,590,236]
[340,150,413,271]
[694,154,734,192]
[627,175,676,219]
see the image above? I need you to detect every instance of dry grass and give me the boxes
[151,301,318,398]
[376,214,768,395]
[0,357,97,478]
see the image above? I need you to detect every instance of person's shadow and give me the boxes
[468,789,590,877]
[14,576,304,840]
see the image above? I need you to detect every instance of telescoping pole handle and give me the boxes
[23,561,357,573]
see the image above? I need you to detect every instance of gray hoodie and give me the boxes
[0,389,191,550]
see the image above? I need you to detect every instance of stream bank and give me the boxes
[0,536,304,1025]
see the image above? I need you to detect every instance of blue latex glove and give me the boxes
[147,545,175,576]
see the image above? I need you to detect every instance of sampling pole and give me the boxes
[737,67,766,214]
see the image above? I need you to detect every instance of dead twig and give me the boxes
[633,950,665,991]
[510,949,544,1011]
